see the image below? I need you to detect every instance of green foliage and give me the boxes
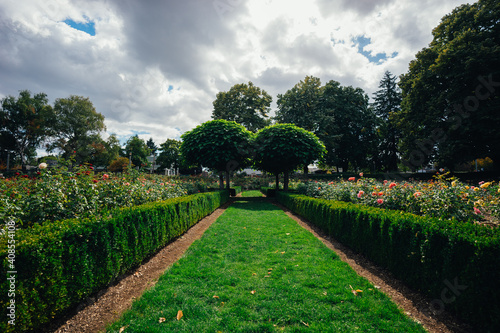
[47,95,106,163]
[0,90,54,169]
[253,123,326,176]
[0,165,188,228]
[372,71,402,172]
[157,138,182,170]
[0,191,229,333]
[277,192,500,332]
[275,75,322,133]
[318,80,377,171]
[397,0,500,170]
[180,119,254,178]
[212,81,271,132]
[297,174,500,222]
[124,135,150,168]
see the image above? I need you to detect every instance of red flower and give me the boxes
[389,182,397,189]
[92,179,98,183]
[348,177,356,181]
[377,198,384,204]
[378,191,384,196]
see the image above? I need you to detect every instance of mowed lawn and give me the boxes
[106,193,426,332]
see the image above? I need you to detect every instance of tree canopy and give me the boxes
[318,80,377,172]
[47,95,106,163]
[157,139,182,171]
[396,0,500,170]
[181,119,253,189]
[0,90,54,169]
[124,135,150,168]
[253,123,325,190]
[212,82,271,132]
[275,76,322,134]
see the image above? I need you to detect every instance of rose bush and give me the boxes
[298,173,500,224]
[1,165,188,228]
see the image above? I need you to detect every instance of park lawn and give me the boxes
[106,194,426,333]
[240,190,263,197]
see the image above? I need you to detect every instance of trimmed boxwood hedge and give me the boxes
[0,190,229,333]
[277,192,500,333]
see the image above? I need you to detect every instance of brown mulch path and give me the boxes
[48,196,474,333]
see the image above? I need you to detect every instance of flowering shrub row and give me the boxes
[1,165,189,228]
[297,173,500,224]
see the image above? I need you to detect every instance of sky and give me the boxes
[0,0,472,149]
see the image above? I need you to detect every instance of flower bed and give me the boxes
[297,173,500,225]
[1,165,188,229]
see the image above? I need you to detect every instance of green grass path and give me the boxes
[106,193,426,332]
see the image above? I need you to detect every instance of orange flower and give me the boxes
[348,177,356,181]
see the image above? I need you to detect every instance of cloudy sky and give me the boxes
[0,0,471,148]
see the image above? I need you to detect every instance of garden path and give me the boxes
[49,194,472,333]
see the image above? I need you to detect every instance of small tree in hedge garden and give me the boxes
[180,119,254,190]
[254,123,325,191]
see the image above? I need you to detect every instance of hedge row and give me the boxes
[0,190,229,333]
[277,192,500,332]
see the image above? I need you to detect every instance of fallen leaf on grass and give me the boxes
[159,317,166,323]
[252,273,257,276]
[176,310,183,320]
[251,290,256,294]
[349,285,363,296]
[281,251,285,254]
[119,326,128,332]
[301,321,310,327]
[213,295,219,299]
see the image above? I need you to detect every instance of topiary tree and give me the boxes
[253,124,326,191]
[180,119,253,190]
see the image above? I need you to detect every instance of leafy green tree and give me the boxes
[212,82,272,132]
[0,90,54,170]
[318,81,377,172]
[275,76,322,134]
[372,71,402,171]
[157,139,182,171]
[253,124,325,190]
[181,120,253,189]
[88,134,122,168]
[108,156,130,172]
[47,95,106,163]
[124,135,150,169]
[397,0,500,170]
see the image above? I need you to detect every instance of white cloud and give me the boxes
[0,0,471,150]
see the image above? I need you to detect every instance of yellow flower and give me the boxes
[451,180,458,187]
[465,186,470,190]
[480,182,492,189]
[474,187,480,192]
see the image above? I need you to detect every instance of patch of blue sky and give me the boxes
[352,36,398,64]
[63,17,96,36]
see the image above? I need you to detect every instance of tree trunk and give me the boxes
[284,169,289,191]
[225,170,230,190]
[303,165,309,180]
[219,172,224,190]
[275,173,280,191]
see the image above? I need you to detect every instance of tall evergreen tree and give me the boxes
[372,71,402,171]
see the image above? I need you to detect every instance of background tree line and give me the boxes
[2,0,498,174]
[212,0,500,173]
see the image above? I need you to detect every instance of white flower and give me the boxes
[39,162,48,169]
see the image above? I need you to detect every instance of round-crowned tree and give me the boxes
[180,119,253,189]
[253,123,325,190]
